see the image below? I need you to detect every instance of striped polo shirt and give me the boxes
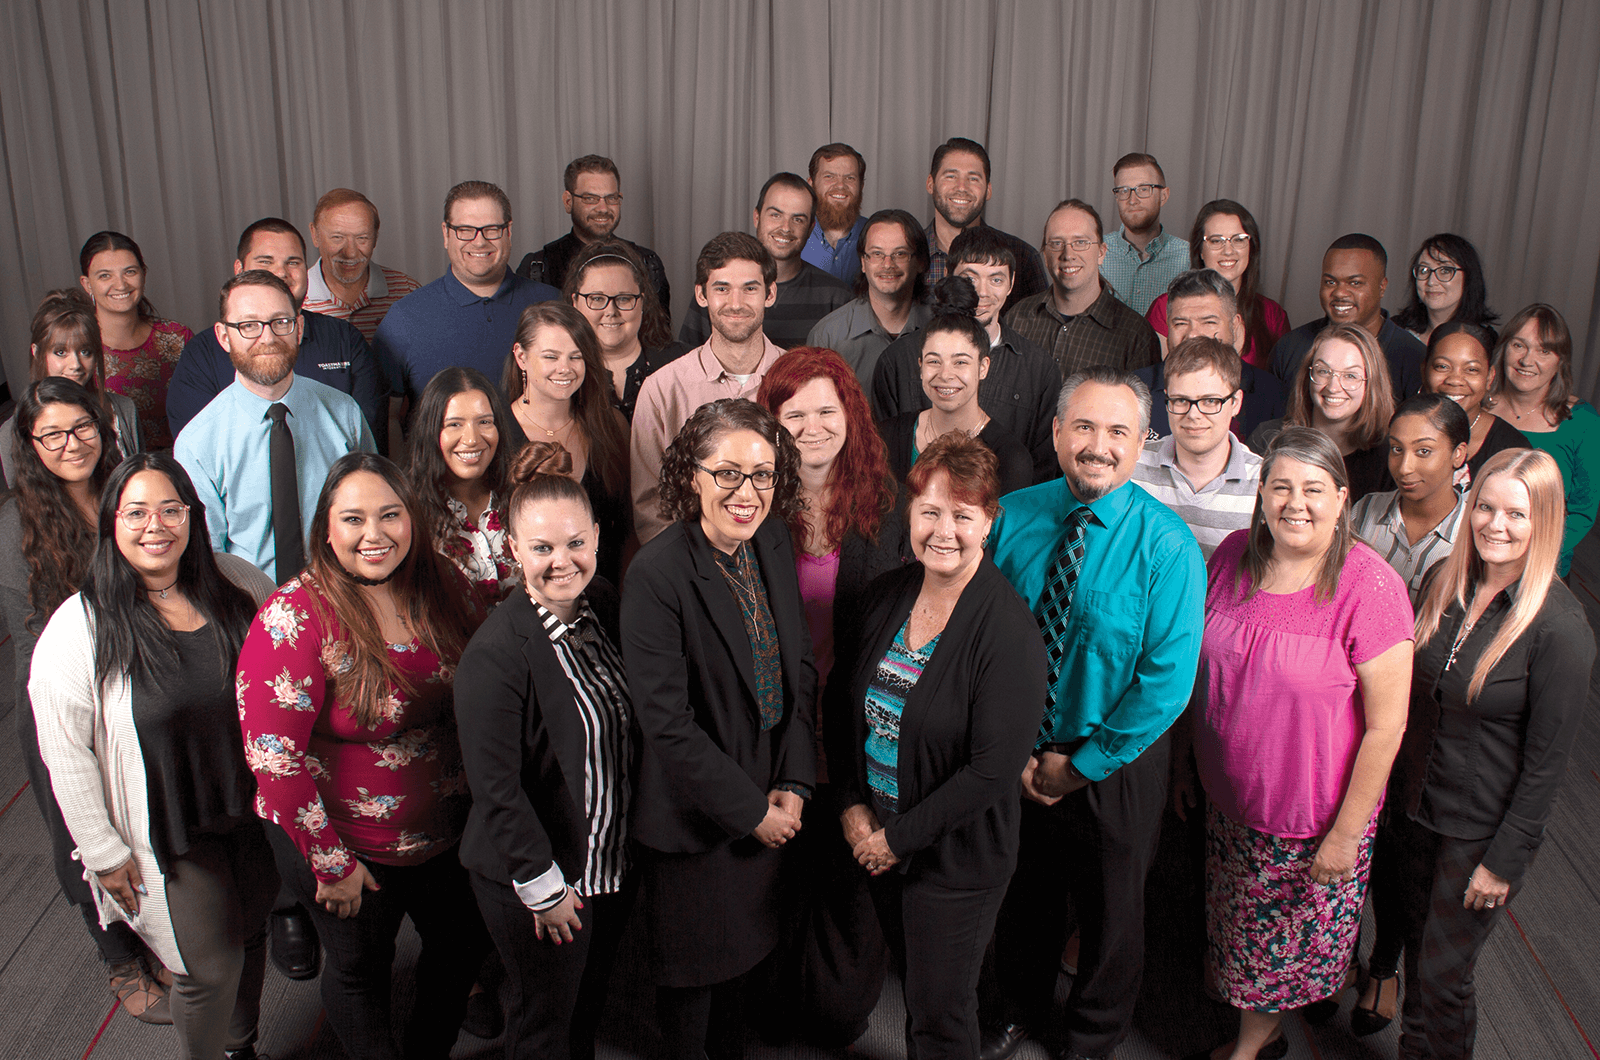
[1349,488,1467,605]
[304,259,421,341]
[1131,434,1262,561]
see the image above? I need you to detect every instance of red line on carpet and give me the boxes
[0,780,30,819]
[1506,909,1600,1059]
[80,999,120,1059]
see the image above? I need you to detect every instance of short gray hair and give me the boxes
[1056,365,1152,438]
[1166,268,1238,317]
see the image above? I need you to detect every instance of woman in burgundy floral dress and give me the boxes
[238,452,489,1060]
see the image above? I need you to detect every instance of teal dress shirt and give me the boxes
[1100,226,1191,316]
[988,476,1206,780]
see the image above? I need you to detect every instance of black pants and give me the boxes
[470,873,634,1060]
[266,823,491,1060]
[985,733,1170,1059]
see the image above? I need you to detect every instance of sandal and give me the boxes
[1351,970,1398,1036]
[109,957,173,1025]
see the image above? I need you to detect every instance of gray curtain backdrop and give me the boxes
[4,0,1599,401]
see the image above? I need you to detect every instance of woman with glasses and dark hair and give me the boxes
[1393,234,1499,346]
[1482,303,1600,575]
[621,398,817,1060]
[32,453,277,1059]
[1421,321,1529,490]
[1146,200,1290,367]
[237,453,490,1060]
[78,231,193,450]
[563,239,687,422]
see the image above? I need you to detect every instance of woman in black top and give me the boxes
[1379,448,1594,1060]
[621,399,817,1060]
[563,238,687,422]
[455,441,635,1060]
[1420,321,1528,491]
[1392,234,1499,346]
[830,433,1046,1060]
[31,454,276,1059]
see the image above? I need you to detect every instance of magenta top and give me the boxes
[1195,531,1413,839]
[1146,293,1290,368]
[796,548,841,691]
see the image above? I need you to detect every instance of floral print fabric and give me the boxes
[238,572,470,882]
[441,494,515,609]
[102,318,192,450]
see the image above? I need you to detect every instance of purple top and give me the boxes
[1196,530,1413,838]
[796,548,841,692]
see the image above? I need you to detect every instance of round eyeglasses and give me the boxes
[115,503,190,531]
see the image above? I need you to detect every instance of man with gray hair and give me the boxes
[980,365,1205,1060]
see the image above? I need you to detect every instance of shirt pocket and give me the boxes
[1076,589,1145,658]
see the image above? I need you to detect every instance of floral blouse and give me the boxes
[102,318,192,451]
[441,494,516,609]
[237,572,471,882]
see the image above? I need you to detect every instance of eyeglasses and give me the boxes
[864,249,913,265]
[696,465,777,491]
[1163,395,1235,415]
[1413,263,1460,283]
[1203,234,1252,250]
[1112,183,1165,200]
[221,316,297,339]
[572,193,623,207]
[32,420,100,451]
[446,223,509,242]
[1308,365,1367,390]
[115,503,190,531]
[577,291,642,312]
[1043,238,1100,254]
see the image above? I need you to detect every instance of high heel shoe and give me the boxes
[1350,970,1398,1036]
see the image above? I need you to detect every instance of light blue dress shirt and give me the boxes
[175,374,376,577]
[988,476,1206,780]
[801,215,868,285]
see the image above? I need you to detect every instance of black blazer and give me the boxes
[622,517,818,854]
[878,412,1034,495]
[454,581,623,892]
[827,558,1046,889]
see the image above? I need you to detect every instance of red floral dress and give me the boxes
[102,318,192,450]
[237,572,471,882]
[441,495,516,610]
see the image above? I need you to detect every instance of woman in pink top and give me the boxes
[1178,427,1413,1060]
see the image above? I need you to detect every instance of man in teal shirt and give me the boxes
[979,366,1205,1060]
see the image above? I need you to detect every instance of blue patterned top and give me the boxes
[864,618,940,813]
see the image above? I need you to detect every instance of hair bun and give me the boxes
[510,440,573,483]
[930,275,980,317]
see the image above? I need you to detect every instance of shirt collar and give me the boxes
[1113,224,1169,256]
[1153,433,1254,482]
[1384,489,1467,544]
[533,594,599,645]
[1061,476,1135,527]
[230,374,300,416]
[308,259,389,306]
[691,335,783,382]
[443,267,517,306]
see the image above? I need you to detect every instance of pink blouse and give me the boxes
[1195,531,1413,838]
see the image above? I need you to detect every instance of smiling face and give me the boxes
[1261,455,1346,557]
[114,470,189,588]
[927,149,991,229]
[1320,248,1387,331]
[920,329,988,415]
[571,261,643,356]
[237,229,310,306]
[1309,337,1368,426]
[309,201,377,287]
[1042,206,1107,301]
[861,220,916,299]
[1199,212,1251,288]
[1415,246,1464,318]
[326,470,412,582]
[442,195,512,289]
[1167,292,1242,350]
[812,154,863,232]
[952,260,1013,328]
[908,468,993,582]
[1165,366,1241,461]
[1388,412,1465,505]
[513,323,585,405]
[1424,332,1491,418]
[693,428,775,552]
[30,401,103,485]
[216,283,301,389]
[508,496,598,620]
[80,250,145,316]
[564,170,621,242]
[696,259,775,345]
[438,389,499,485]
[754,184,814,265]
[33,325,97,387]
[1054,379,1142,501]
[777,376,847,475]
[1471,472,1533,577]
[1502,318,1562,400]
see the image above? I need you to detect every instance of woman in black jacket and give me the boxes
[455,441,634,1060]
[829,432,1046,1060]
[621,398,818,1060]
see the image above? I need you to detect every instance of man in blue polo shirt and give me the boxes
[979,366,1205,1060]
[375,180,559,408]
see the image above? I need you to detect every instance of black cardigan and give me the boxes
[454,580,624,892]
[878,412,1034,496]
[621,517,818,854]
[826,558,1046,889]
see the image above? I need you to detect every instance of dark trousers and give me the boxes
[985,733,1170,1059]
[470,873,635,1060]
[266,823,491,1060]
[1365,806,1407,978]
[872,870,1007,1060]
[1383,813,1513,1060]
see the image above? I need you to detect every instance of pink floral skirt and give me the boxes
[1205,803,1375,1011]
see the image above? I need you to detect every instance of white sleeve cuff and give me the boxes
[512,863,568,911]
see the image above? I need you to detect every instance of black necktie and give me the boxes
[1036,505,1092,743]
[268,402,305,585]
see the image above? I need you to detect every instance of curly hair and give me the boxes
[407,366,515,549]
[756,347,895,550]
[562,238,673,350]
[656,399,805,531]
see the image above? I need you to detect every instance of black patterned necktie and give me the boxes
[1036,505,1092,742]
[268,402,305,586]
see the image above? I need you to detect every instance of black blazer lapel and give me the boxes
[520,627,590,814]
[686,523,761,705]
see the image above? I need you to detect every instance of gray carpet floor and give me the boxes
[3,532,1598,1060]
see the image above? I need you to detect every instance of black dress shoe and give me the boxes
[1350,971,1397,1036]
[979,1022,1029,1060]
[269,907,321,980]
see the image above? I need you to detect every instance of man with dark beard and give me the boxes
[922,137,1048,313]
[801,143,869,284]
[176,269,375,579]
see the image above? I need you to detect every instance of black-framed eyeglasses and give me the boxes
[1044,237,1100,254]
[696,465,777,491]
[221,316,297,339]
[1163,395,1235,415]
[1112,183,1165,200]
[446,223,509,242]
[572,193,623,207]
[115,503,190,531]
[1413,263,1460,283]
[577,291,642,312]
[1203,234,1251,250]
[32,420,99,451]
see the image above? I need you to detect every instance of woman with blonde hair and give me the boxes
[1379,448,1594,1060]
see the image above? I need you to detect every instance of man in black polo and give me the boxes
[922,136,1048,314]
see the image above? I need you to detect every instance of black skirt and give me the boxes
[638,836,782,988]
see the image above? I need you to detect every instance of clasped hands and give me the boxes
[840,803,899,875]
[752,789,804,848]
[1021,750,1089,806]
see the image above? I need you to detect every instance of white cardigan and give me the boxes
[30,555,274,974]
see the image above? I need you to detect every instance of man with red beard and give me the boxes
[801,143,869,285]
[631,232,784,543]
[176,269,374,580]
[922,137,1048,314]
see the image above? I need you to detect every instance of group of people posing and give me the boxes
[5,134,1596,1060]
